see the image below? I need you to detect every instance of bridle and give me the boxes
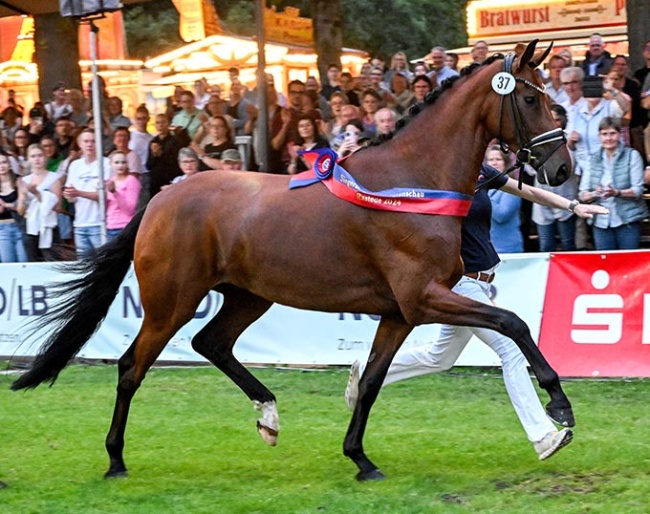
[480,52,566,190]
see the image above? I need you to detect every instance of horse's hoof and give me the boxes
[257,421,278,446]
[546,405,575,428]
[104,469,128,479]
[356,468,385,481]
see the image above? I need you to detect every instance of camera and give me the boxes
[583,76,604,98]
[344,131,359,144]
[60,1,123,17]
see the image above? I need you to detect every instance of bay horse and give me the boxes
[12,40,573,481]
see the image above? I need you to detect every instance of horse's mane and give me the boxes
[367,54,505,148]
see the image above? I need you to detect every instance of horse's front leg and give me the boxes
[406,284,574,427]
[343,317,413,481]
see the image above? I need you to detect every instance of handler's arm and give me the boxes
[500,177,607,219]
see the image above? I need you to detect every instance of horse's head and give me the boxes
[485,40,572,186]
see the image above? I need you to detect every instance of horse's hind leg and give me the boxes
[191,285,279,445]
[104,275,210,478]
[343,317,413,481]
[104,319,189,478]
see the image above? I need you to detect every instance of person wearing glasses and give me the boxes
[559,67,586,123]
[167,148,200,186]
[472,40,489,64]
[271,80,309,173]
[192,115,236,171]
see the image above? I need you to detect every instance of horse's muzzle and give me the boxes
[538,164,570,187]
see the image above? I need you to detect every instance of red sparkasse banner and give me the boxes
[539,250,650,377]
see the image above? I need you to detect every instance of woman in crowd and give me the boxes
[533,104,579,252]
[0,152,27,262]
[410,75,434,107]
[486,145,524,253]
[578,117,648,250]
[18,143,61,261]
[389,72,414,115]
[203,94,225,118]
[166,147,201,187]
[337,119,369,158]
[360,89,381,136]
[1,106,22,147]
[105,150,141,242]
[192,114,236,170]
[9,127,30,175]
[324,91,349,142]
[40,135,64,172]
[288,114,330,174]
[384,51,413,85]
[445,52,460,71]
[413,61,429,76]
[67,88,89,128]
[603,69,632,146]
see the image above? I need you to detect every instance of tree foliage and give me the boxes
[124,0,469,62]
[340,0,467,61]
[123,0,183,59]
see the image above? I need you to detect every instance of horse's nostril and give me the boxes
[556,164,569,184]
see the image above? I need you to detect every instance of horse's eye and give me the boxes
[524,96,535,105]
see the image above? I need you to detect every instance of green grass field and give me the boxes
[1,364,650,513]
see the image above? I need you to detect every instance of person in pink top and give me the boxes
[105,150,141,241]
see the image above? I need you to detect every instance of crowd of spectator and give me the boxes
[1,35,650,263]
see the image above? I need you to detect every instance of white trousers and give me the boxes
[361,275,555,443]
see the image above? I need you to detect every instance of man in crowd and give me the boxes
[472,40,489,64]
[226,78,252,137]
[107,96,132,132]
[320,63,342,101]
[612,54,645,159]
[63,128,111,256]
[581,33,612,77]
[53,115,73,159]
[427,46,459,84]
[147,114,184,196]
[340,72,360,106]
[44,81,72,122]
[220,148,243,171]
[375,108,397,137]
[545,54,569,105]
[171,90,206,142]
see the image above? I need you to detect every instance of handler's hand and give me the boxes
[574,203,608,219]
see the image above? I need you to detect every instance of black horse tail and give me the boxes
[11,208,146,391]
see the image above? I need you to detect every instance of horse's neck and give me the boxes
[349,96,488,195]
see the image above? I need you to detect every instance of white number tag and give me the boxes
[491,72,516,95]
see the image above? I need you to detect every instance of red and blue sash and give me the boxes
[288,148,472,216]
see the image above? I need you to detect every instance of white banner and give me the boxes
[0,254,549,366]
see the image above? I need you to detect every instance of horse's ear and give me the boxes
[529,42,554,69]
[515,39,538,72]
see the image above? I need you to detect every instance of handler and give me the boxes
[346,151,608,461]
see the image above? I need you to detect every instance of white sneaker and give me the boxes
[533,428,573,460]
[345,360,361,411]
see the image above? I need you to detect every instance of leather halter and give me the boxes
[487,52,567,189]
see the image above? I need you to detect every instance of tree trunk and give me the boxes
[627,0,650,73]
[310,0,342,86]
[33,13,82,102]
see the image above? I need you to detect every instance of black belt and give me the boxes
[464,272,495,283]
